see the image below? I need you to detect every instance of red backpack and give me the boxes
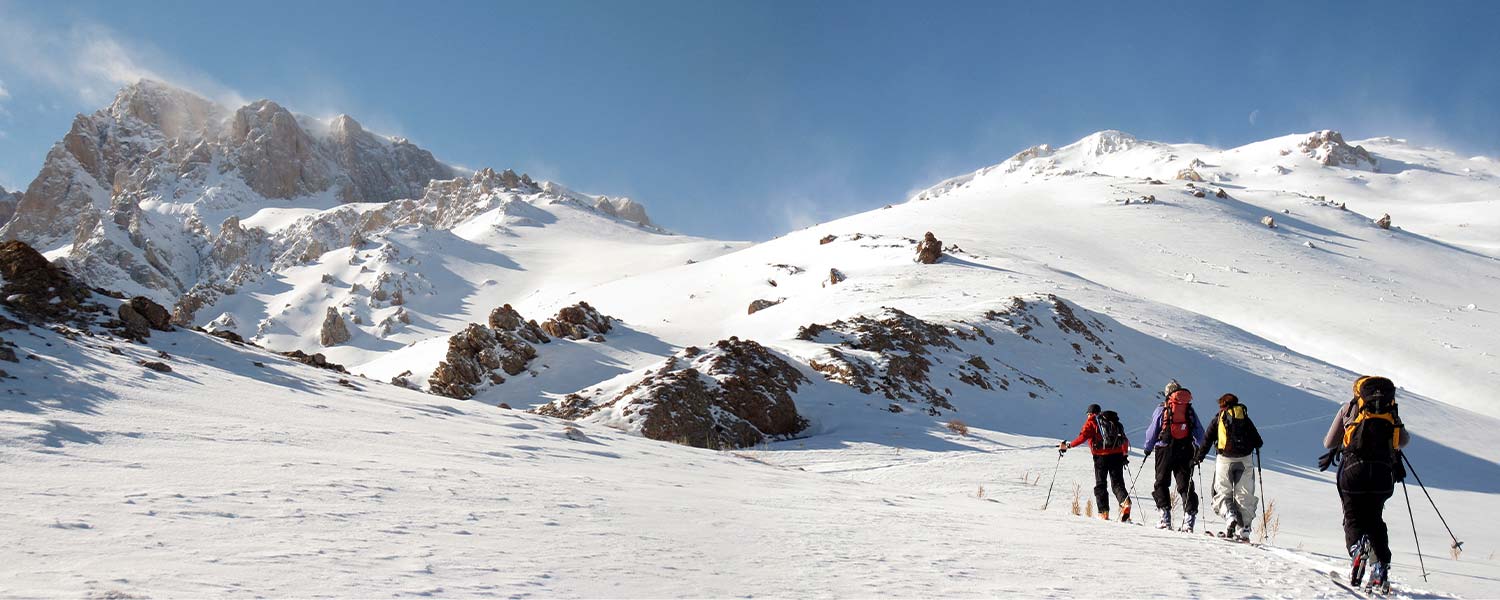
[1162,389,1194,440]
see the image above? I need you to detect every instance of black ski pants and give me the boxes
[1092,453,1129,512]
[1338,458,1397,564]
[1151,437,1199,514]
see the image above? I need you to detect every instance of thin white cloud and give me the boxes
[0,14,242,109]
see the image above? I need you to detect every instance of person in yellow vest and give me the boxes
[1194,393,1263,541]
[1322,376,1410,592]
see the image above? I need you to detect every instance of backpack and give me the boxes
[1342,376,1401,464]
[1217,404,1256,455]
[1162,389,1195,440]
[1096,411,1126,451]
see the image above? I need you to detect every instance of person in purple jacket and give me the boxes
[1143,379,1206,531]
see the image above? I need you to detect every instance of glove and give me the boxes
[1143,448,1152,460]
[1317,448,1339,472]
[1058,441,1069,453]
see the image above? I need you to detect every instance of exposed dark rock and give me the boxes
[429,322,538,400]
[278,349,348,373]
[819,234,837,245]
[1375,213,1392,230]
[915,232,943,264]
[319,306,351,346]
[747,298,783,315]
[0,240,98,324]
[539,302,612,340]
[488,304,550,344]
[138,359,172,373]
[828,268,847,286]
[536,337,807,449]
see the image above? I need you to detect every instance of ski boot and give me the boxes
[1179,512,1197,533]
[1100,510,1110,521]
[1236,521,1252,543]
[1221,521,1238,539]
[1366,561,1390,594]
[1120,500,1132,523]
[1156,508,1172,529]
[1349,536,1371,587]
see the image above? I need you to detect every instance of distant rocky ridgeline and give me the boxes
[0,79,659,319]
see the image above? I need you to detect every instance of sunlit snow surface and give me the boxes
[4,130,1499,597]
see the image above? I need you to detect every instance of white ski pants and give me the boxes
[1211,454,1257,527]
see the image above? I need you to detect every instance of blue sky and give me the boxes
[2,0,1498,239]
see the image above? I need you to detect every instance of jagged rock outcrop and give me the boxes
[319,306,351,346]
[324,114,451,204]
[0,240,99,324]
[535,338,808,449]
[792,296,1140,416]
[117,296,173,338]
[798,307,959,411]
[488,304,550,343]
[915,232,943,264]
[1375,213,1392,230]
[1299,130,1379,170]
[540,302,611,341]
[428,322,540,400]
[592,196,654,228]
[748,298,783,315]
[226,100,334,199]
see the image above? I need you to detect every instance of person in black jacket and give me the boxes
[1194,393,1263,541]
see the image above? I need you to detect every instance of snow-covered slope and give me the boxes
[5,113,1499,597]
[1,319,1487,598]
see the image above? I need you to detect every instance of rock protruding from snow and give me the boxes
[540,302,612,341]
[319,307,351,346]
[117,296,173,338]
[915,232,943,264]
[1298,130,1379,170]
[0,240,98,325]
[488,304,550,344]
[1261,216,1277,229]
[1375,213,1392,229]
[748,298,783,315]
[535,338,808,449]
[592,197,655,228]
[1175,168,1205,182]
[429,311,544,400]
[798,307,960,412]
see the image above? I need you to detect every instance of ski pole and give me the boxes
[1401,452,1463,554]
[1041,448,1064,510]
[1401,478,1429,582]
[1127,450,1147,501]
[1255,449,1268,538]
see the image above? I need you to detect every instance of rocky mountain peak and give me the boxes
[106,79,223,141]
[226,99,333,199]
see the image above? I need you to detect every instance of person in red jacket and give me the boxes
[1060,404,1133,521]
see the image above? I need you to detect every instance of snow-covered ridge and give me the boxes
[0,79,667,308]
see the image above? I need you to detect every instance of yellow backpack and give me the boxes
[1342,376,1401,461]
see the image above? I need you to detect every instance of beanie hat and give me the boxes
[1164,379,1182,397]
[1086,403,1101,415]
